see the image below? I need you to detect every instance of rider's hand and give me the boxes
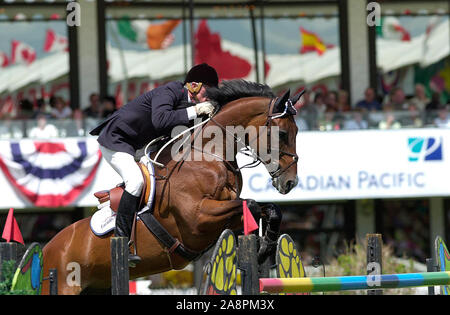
[194,101,215,116]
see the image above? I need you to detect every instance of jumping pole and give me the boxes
[238,234,259,295]
[111,237,129,295]
[366,234,382,295]
[259,271,450,294]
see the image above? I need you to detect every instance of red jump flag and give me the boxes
[2,208,24,244]
[243,200,259,236]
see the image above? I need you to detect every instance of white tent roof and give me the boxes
[0,19,448,95]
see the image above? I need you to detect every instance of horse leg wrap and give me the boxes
[257,203,282,264]
[245,199,261,221]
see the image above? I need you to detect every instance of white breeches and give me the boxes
[100,145,144,197]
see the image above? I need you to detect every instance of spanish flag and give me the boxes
[299,27,327,56]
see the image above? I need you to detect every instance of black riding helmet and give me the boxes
[184,63,219,88]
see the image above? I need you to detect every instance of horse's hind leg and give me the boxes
[41,248,83,295]
[42,218,96,295]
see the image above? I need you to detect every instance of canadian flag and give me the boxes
[0,51,9,67]
[44,29,68,53]
[382,17,411,42]
[11,40,36,65]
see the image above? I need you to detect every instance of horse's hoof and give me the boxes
[257,238,277,264]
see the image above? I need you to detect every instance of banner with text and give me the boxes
[0,128,448,209]
[239,128,450,202]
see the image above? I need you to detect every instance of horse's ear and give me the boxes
[289,89,306,105]
[273,89,290,114]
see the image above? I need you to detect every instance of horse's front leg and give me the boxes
[258,203,283,264]
[196,198,262,234]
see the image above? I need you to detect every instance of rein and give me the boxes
[136,95,298,263]
[145,95,298,185]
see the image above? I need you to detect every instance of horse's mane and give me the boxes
[206,79,275,107]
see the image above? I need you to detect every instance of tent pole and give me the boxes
[182,0,188,75]
[249,5,260,83]
[189,0,195,67]
[259,0,267,84]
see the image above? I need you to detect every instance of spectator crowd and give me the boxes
[295,83,450,131]
[0,92,117,139]
[0,84,449,139]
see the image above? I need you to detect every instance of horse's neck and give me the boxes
[214,97,269,128]
[153,97,269,169]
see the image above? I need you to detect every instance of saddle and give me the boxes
[93,162,152,213]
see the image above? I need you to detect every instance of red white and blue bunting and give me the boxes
[0,138,101,207]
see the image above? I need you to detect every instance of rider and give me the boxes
[90,63,219,265]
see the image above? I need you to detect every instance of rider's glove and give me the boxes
[194,101,215,116]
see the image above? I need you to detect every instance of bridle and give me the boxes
[207,96,299,179]
[264,97,299,178]
[145,96,299,191]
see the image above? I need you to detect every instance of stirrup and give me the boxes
[128,253,142,268]
[128,240,142,268]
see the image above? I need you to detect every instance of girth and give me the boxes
[138,211,201,262]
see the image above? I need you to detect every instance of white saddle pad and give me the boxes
[90,156,156,236]
[90,201,116,236]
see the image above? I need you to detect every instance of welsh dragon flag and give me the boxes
[117,18,180,49]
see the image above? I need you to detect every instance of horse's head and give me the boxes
[258,89,301,194]
[206,80,302,195]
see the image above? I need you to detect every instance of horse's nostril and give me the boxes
[286,180,296,191]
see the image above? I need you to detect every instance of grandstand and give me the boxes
[0,0,449,289]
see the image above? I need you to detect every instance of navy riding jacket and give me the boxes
[90,81,193,156]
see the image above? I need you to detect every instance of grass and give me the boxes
[309,238,418,295]
[0,260,34,295]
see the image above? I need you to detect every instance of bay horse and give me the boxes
[41,80,301,294]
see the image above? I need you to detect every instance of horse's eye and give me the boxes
[279,130,288,142]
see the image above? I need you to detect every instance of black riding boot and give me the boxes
[115,190,142,267]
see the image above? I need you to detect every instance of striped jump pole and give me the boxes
[259,271,450,294]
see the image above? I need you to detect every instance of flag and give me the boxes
[2,208,24,244]
[425,16,441,37]
[242,200,258,236]
[378,17,411,41]
[421,15,442,66]
[0,139,102,207]
[195,19,263,80]
[11,40,36,65]
[0,51,9,67]
[299,27,328,56]
[117,18,180,50]
[44,29,69,53]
